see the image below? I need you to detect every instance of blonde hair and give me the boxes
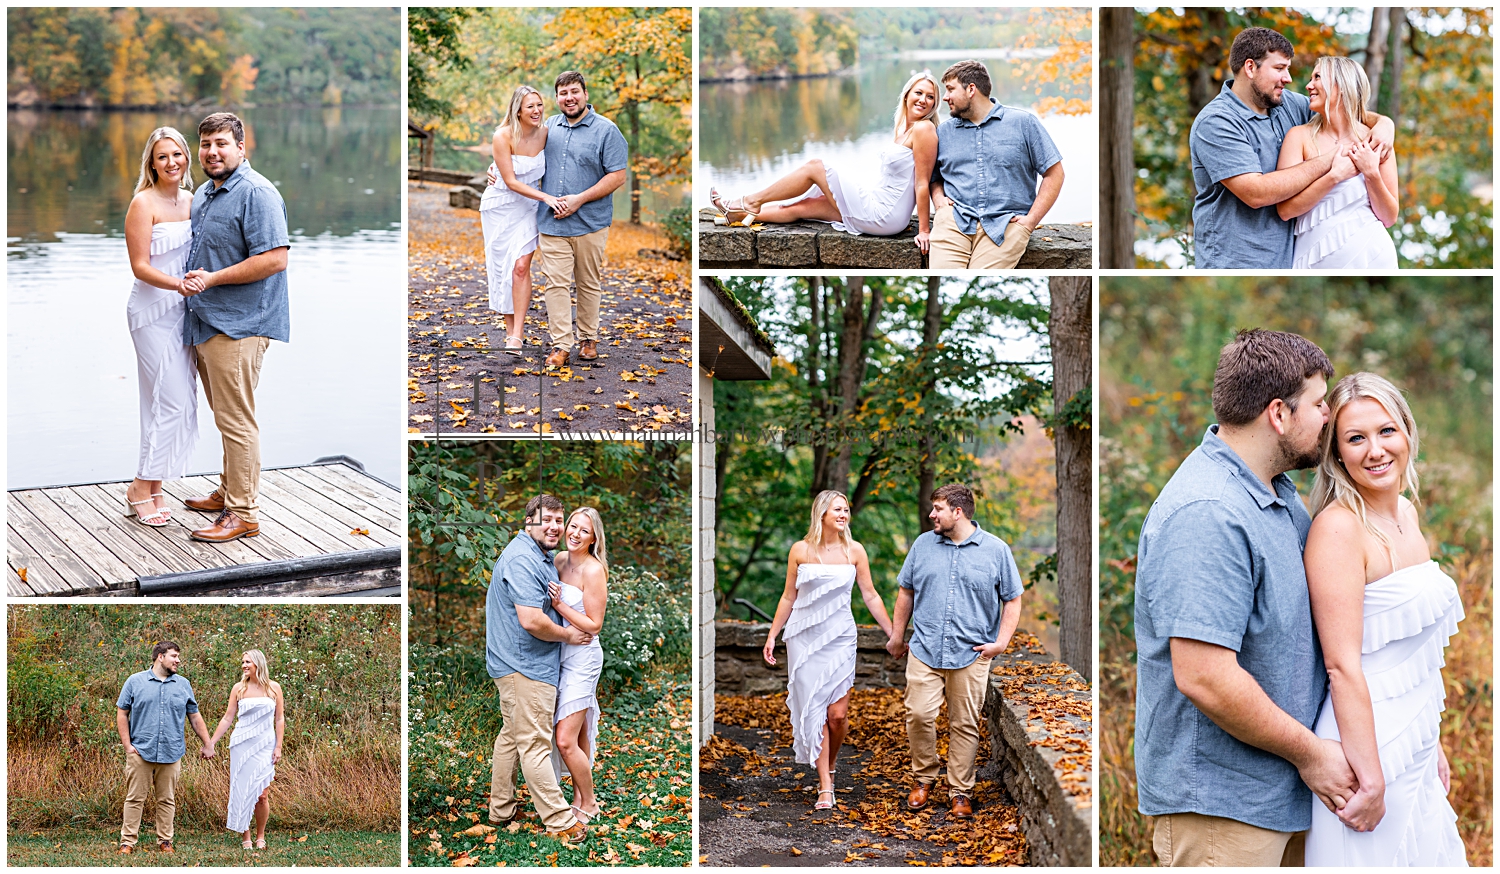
[503,85,543,144]
[1310,372,1421,563]
[802,489,853,562]
[233,649,271,697]
[893,69,939,139]
[568,506,608,578]
[134,127,195,196]
[1307,56,1372,143]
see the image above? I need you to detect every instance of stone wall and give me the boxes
[714,619,908,694]
[698,209,1092,270]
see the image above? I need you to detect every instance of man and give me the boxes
[116,641,214,854]
[886,483,1023,820]
[487,494,594,844]
[1133,329,1360,866]
[929,60,1064,270]
[536,71,628,368]
[179,111,291,543]
[1189,28,1394,268]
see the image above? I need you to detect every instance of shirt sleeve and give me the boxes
[116,676,135,711]
[242,185,291,257]
[1191,110,1264,184]
[996,542,1024,602]
[1025,114,1063,175]
[602,123,629,174]
[504,553,549,608]
[1137,499,1256,651]
[182,679,199,715]
[897,538,921,591]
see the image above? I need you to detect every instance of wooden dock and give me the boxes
[7,459,402,597]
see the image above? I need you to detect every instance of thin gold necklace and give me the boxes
[1367,505,1403,534]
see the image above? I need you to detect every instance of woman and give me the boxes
[480,86,555,355]
[122,127,201,525]
[762,490,894,810]
[209,649,285,850]
[710,70,940,252]
[1276,56,1399,269]
[548,507,608,824]
[1303,373,1465,865]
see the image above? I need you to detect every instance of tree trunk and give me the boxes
[1100,7,1136,269]
[1185,8,1228,120]
[827,277,877,493]
[628,98,641,224]
[916,276,943,533]
[1049,276,1092,681]
[807,278,828,496]
[1384,8,1406,130]
[1363,8,1391,107]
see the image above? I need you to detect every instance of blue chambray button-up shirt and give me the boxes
[486,529,563,685]
[932,99,1063,245]
[184,160,291,346]
[1133,425,1323,833]
[536,106,629,238]
[898,522,1024,671]
[116,669,199,764]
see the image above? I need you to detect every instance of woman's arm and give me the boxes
[209,685,241,746]
[124,196,187,292]
[1305,507,1385,832]
[852,543,894,637]
[271,682,285,765]
[1351,138,1399,227]
[493,128,554,206]
[762,543,804,665]
[1275,126,1351,221]
[909,123,938,252]
[550,565,606,635]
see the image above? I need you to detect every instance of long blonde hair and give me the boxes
[1309,372,1421,562]
[233,649,271,697]
[568,506,608,578]
[893,69,939,139]
[1307,56,1372,143]
[134,126,195,196]
[802,489,853,562]
[503,85,543,144]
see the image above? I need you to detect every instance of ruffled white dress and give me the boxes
[794,144,917,236]
[783,562,857,765]
[1292,175,1398,269]
[127,219,198,480]
[1305,560,1467,866]
[479,149,546,315]
[226,696,276,833]
[552,581,602,781]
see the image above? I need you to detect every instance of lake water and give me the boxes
[8,107,404,488]
[697,55,1095,225]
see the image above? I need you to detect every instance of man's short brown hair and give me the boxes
[1212,329,1334,426]
[554,71,586,93]
[1229,27,1295,75]
[931,483,976,519]
[941,60,991,99]
[198,111,245,144]
[151,641,181,662]
[524,494,565,523]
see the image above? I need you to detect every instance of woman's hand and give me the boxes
[1337,784,1386,832]
[914,231,930,254]
[1438,744,1451,793]
[762,636,777,666]
[272,746,282,766]
[1329,146,1359,184]
[547,581,563,606]
[1349,139,1381,177]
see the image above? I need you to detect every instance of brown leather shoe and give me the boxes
[547,822,588,845]
[119,845,134,854]
[949,794,974,819]
[545,347,569,368]
[158,841,175,853]
[578,339,598,361]
[184,489,226,512]
[190,510,259,543]
[907,780,933,810]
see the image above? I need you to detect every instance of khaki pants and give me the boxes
[905,653,992,797]
[195,334,269,525]
[538,229,608,352]
[929,205,1032,269]
[121,752,180,847]
[490,674,575,831]
[1152,812,1306,867]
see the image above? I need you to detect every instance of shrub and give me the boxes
[662,206,690,258]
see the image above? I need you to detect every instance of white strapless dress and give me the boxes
[480,150,546,314]
[126,219,198,480]
[226,696,276,833]
[795,144,917,236]
[783,563,857,765]
[1292,175,1398,269]
[552,581,602,780]
[1305,560,1467,866]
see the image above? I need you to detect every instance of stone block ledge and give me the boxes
[698,208,1092,270]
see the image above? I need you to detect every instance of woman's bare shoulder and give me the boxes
[1308,501,1362,544]
[849,539,870,562]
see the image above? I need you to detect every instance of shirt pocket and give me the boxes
[200,208,247,261]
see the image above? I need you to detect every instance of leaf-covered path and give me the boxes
[699,687,1028,867]
[407,183,692,435]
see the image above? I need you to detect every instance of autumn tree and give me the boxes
[1100,7,1135,267]
[407,6,472,121]
[1015,7,1094,116]
[1048,276,1092,681]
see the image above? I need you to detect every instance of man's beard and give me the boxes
[561,102,586,120]
[1276,431,1322,473]
[160,664,177,676]
[1249,79,1283,112]
[203,162,235,181]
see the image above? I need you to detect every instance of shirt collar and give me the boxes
[937,521,989,547]
[955,98,1005,128]
[514,529,553,561]
[145,669,179,684]
[556,105,598,128]
[206,160,252,197]
[1217,80,1268,121]
[1201,425,1293,509]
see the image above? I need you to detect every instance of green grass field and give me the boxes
[6,829,399,867]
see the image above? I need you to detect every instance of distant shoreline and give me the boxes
[699,46,1058,84]
[7,102,399,112]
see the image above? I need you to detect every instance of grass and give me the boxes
[6,828,398,867]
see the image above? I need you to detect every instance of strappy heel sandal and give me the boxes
[571,804,599,825]
[710,187,760,226]
[125,496,170,527]
[242,838,253,850]
[255,838,266,850]
[814,789,837,810]
[151,493,172,523]
[503,335,524,356]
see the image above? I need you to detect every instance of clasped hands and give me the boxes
[1328,139,1384,185]
[1302,738,1385,832]
[545,582,594,646]
[199,742,217,759]
[177,269,213,297]
[483,166,579,218]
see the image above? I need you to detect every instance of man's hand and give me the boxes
[1348,139,1381,177]
[124,742,139,759]
[487,164,499,187]
[1336,784,1386,832]
[1367,115,1396,161]
[562,627,593,646]
[553,194,582,218]
[1009,214,1040,233]
[885,635,908,658]
[181,270,212,295]
[1298,738,1359,814]
[1329,148,1359,184]
[1438,744,1451,793]
[201,742,216,759]
[972,641,1006,659]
